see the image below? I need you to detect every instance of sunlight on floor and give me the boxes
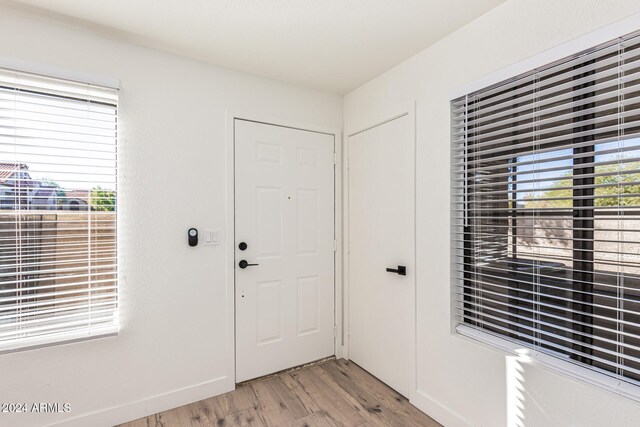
[506,349,533,427]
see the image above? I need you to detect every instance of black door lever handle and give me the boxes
[386,265,407,276]
[239,260,259,269]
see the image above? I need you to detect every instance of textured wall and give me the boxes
[0,5,342,427]
[345,1,640,426]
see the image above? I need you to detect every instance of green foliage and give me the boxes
[41,178,58,186]
[524,161,640,208]
[90,186,116,212]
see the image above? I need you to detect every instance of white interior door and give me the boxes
[235,119,335,382]
[348,113,414,397]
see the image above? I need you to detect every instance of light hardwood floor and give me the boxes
[117,358,441,427]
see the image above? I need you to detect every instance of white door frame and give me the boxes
[344,102,417,401]
[225,109,344,390]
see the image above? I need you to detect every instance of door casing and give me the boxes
[225,110,344,389]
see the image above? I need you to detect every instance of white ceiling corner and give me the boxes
[6,0,506,94]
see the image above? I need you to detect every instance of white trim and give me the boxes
[225,108,343,385]
[46,375,229,427]
[412,389,471,427]
[0,56,120,89]
[224,110,238,394]
[450,11,640,99]
[334,128,346,359]
[344,103,417,401]
[347,112,408,137]
[341,124,351,360]
[408,102,417,403]
[0,326,118,355]
[456,324,640,403]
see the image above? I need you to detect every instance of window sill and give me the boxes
[455,324,640,403]
[0,324,119,355]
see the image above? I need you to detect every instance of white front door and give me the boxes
[348,113,414,397]
[235,119,335,382]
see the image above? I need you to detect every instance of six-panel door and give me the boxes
[235,119,335,382]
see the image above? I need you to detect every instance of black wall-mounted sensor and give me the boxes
[188,228,198,247]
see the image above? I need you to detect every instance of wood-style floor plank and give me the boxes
[249,377,299,426]
[290,411,342,427]
[316,364,408,427]
[333,360,436,426]
[279,371,324,415]
[153,403,192,427]
[220,408,266,427]
[288,367,366,426]
[184,397,225,426]
[268,376,310,419]
[116,359,441,427]
[217,383,256,415]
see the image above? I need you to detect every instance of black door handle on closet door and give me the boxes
[386,265,407,276]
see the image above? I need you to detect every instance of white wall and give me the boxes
[344,1,640,426]
[0,5,342,427]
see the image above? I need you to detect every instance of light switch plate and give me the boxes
[203,230,220,246]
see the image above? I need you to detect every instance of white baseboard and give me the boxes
[411,389,470,427]
[47,376,233,427]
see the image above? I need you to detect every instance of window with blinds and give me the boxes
[452,31,640,388]
[0,68,118,352]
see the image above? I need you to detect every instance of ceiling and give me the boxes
[6,0,506,94]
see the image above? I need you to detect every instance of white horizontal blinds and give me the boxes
[452,32,640,385]
[0,68,117,351]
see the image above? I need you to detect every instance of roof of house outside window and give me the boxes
[0,162,28,183]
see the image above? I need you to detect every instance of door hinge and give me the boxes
[334,325,337,338]
[334,239,337,252]
[333,153,337,165]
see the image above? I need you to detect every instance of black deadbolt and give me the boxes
[238,242,248,251]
